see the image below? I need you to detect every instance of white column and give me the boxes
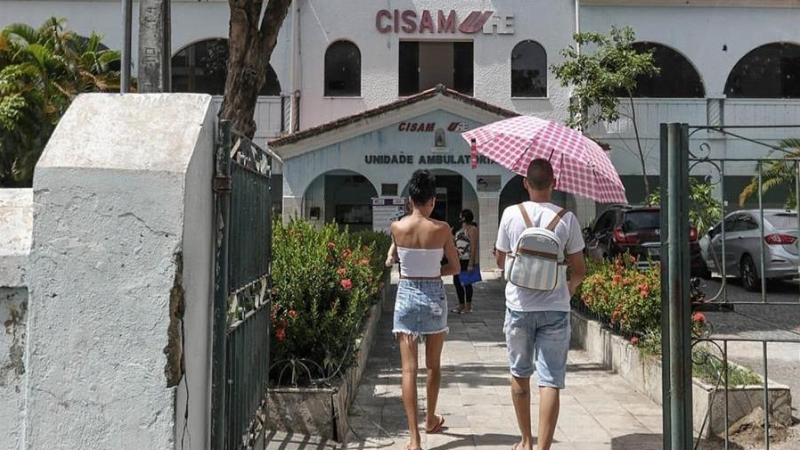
[478,193,501,276]
[282,195,303,224]
[572,197,596,228]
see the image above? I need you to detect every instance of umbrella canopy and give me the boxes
[462,115,628,204]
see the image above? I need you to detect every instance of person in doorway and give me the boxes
[451,209,479,314]
[494,159,586,450]
[386,169,460,450]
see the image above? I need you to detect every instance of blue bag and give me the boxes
[459,264,482,286]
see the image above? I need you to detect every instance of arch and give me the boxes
[627,42,705,98]
[171,38,281,96]
[303,169,377,231]
[324,40,361,97]
[399,169,479,229]
[725,42,800,98]
[511,40,547,98]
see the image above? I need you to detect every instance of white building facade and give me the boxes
[3,0,800,268]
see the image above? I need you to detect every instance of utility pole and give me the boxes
[137,0,172,93]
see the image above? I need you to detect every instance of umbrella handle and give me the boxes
[548,148,555,162]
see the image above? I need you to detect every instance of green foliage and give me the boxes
[578,255,662,337]
[739,138,800,209]
[0,17,120,187]
[269,219,389,386]
[645,178,723,235]
[551,25,659,130]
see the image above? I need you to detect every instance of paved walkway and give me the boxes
[266,278,668,450]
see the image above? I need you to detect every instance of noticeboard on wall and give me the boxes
[372,196,406,234]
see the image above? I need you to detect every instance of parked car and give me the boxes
[699,209,799,291]
[584,204,709,277]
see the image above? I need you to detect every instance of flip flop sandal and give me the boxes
[425,415,446,434]
[450,308,463,314]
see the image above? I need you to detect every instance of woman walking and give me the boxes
[386,170,460,450]
[451,209,479,314]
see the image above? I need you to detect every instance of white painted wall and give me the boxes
[0,188,32,450]
[295,0,575,128]
[581,5,800,98]
[0,1,293,96]
[25,93,215,450]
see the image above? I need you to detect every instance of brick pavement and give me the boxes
[265,278,671,450]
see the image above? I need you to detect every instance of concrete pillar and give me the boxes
[478,193,501,274]
[0,189,31,450]
[282,195,303,223]
[572,196,596,228]
[26,94,215,450]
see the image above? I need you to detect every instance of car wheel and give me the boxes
[740,255,760,292]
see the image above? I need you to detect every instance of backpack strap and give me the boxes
[517,204,533,228]
[546,208,568,231]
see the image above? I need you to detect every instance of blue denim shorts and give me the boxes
[393,279,448,341]
[503,309,570,388]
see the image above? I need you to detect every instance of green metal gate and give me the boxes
[211,121,274,450]
[661,123,800,450]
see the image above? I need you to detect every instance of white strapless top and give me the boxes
[397,247,443,278]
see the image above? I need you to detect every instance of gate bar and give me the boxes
[663,123,694,450]
[211,120,232,450]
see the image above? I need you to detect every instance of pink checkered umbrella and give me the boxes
[462,115,627,204]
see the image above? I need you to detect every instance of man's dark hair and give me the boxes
[408,169,436,205]
[526,158,554,190]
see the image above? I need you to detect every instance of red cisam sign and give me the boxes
[375,9,514,35]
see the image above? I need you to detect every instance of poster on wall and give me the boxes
[372,197,407,234]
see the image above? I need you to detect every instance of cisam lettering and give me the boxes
[375,10,513,35]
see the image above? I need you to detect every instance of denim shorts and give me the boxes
[503,309,570,388]
[393,279,448,341]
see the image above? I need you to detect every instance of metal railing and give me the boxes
[212,120,273,450]
[662,123,800,450]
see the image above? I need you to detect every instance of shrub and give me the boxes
[269,219,388,386]
[578,254,661,337]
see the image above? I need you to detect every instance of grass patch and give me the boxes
[692,349,762,387]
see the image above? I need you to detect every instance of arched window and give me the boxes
[725,43,800,98]
[511,40,547,98]
[171,38,280,96]
[627,43,704,98]
[324,40,361,97]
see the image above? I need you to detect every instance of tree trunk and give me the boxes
[220,0,292,139]
[628,95,649,197]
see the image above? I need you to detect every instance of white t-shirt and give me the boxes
[495,201,585,312]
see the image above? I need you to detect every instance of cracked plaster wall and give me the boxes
[25,93,215,450]
[0,188,32,450]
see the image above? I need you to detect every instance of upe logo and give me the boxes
[447,122,470,132]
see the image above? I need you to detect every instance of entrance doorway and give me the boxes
[401,170,477,230]
[499,175,569,223]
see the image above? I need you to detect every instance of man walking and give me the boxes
[494,158,586,450]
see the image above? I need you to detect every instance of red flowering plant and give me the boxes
[269,219,390,386]
[577,254,661,345]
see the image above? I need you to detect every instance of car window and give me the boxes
[594,211,615,232]
[765,213,798,230]
[622,210,660,230]
[739,215,759,231]
[722,215,740,233]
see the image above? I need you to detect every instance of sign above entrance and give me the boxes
[375,10,514,35]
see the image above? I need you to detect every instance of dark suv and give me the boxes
[584,205,709,277]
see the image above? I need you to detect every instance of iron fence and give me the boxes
[662,123,800,450]
[212,120,274,450]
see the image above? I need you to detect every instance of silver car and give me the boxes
[700,209,799,291]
